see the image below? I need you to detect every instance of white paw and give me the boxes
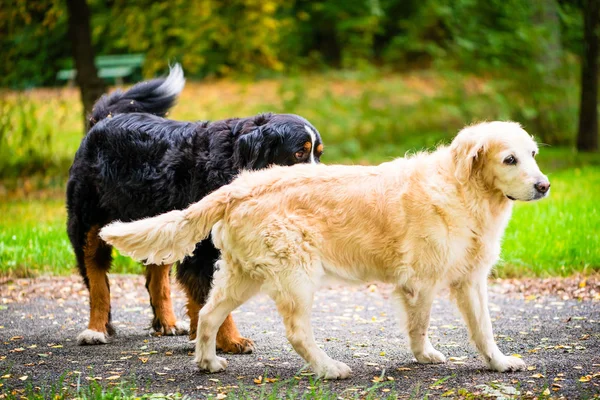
[160,321,189,336]
[316,360,352,380]
[415,348,446,364]
[196,355,228,373]
[489,355,526,372]
[77,329,110,345]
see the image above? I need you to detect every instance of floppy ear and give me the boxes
[450,128,485,184]
[235,126,281,170]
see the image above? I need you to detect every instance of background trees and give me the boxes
[0,0,596,148]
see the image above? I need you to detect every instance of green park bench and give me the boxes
[56,54,145,86]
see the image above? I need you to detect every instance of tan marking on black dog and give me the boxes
[216,314,255,354]
[145,264,178,333]
[84,226,112,334]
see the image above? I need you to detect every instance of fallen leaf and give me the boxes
[542,388,550,396]
[106,376,120,380]
[138,357,148,363]
[531,373,545,379]
[579,375,592,383]
[253,375,263,385]
[18,376,27,381]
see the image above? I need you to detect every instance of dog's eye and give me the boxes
[295,151,305,160]
[532,151,536,158]
[503,155,517,165]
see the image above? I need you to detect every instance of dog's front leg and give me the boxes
[450,277,525,372]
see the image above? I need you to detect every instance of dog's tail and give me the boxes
[99,187,230,265]
[88,64,185,128]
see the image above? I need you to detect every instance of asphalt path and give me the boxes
[1,276,598,398]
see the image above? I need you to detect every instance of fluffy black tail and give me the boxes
[88,64,185,128]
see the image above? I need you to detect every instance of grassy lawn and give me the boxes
[1,71,598,278]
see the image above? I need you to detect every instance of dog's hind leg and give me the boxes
[393,285,446,364]
[77,226,115,345]
[178,240,255,353]
[267,272,352,380]
[177,237,254,354]
[194,259,260,373]
[145,264,188,336]
[450,277,526,372]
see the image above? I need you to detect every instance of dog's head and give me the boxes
[450,121,550,201]
[235,114,323,170]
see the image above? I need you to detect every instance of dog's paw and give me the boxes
[155,321,189,336]
[196,356,228,373]
[489,355,526,372]
[316,360,352,380]
[77,329,111,345]
[415,348,446,364]
[217,336,255,354]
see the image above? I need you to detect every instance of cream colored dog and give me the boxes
[100,121,550,379]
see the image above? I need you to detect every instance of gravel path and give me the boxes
[1,275,599,398]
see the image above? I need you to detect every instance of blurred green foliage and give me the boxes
[0,69,584,181]
[0,0,584,84]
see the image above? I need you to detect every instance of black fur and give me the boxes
[66,67,323,334]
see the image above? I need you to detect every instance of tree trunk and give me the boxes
[577,0,600,152]
[65,0,107,133]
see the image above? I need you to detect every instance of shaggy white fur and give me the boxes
[100,121,550,379]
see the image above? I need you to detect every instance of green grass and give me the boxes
[0,198,138,277]
[499,166,600,277]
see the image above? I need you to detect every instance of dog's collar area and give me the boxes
[506,195,516,201]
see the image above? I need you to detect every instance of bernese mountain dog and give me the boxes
[66,64,324,353]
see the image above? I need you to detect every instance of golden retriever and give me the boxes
[100,121,550,379]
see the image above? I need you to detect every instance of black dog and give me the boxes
[67,65,324,352]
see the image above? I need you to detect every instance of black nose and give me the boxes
[534,181,550,194]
